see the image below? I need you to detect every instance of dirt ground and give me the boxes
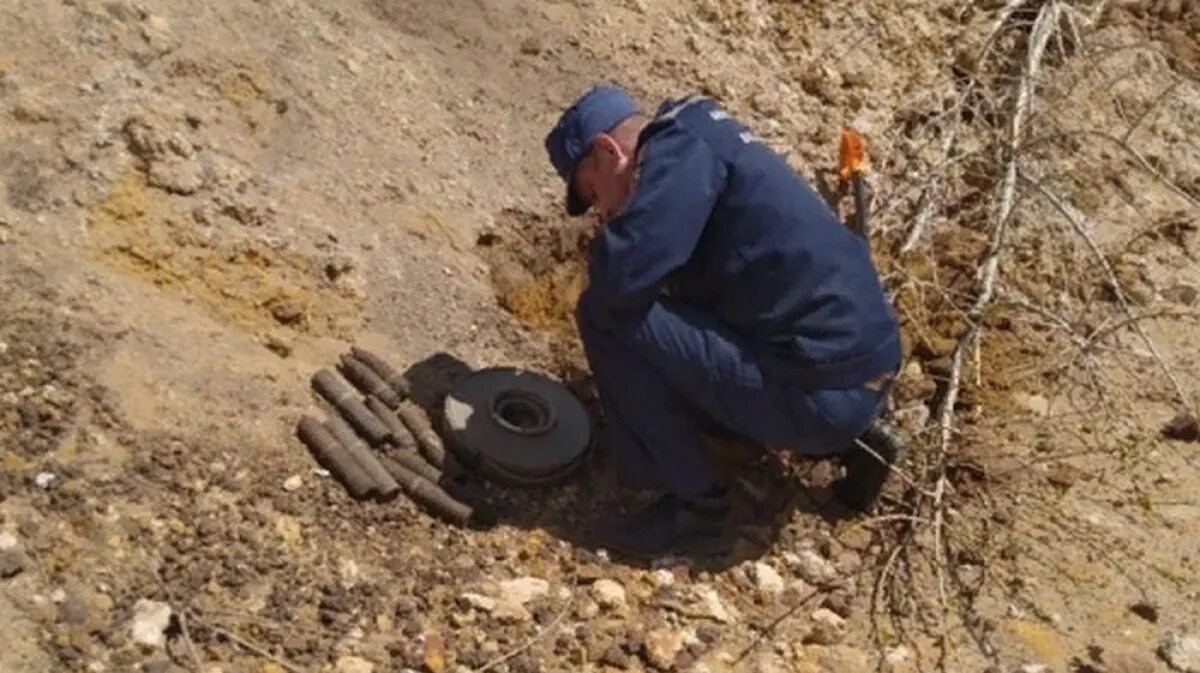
[2,1,1199,672]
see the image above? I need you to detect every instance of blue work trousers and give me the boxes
[577,290,885,499]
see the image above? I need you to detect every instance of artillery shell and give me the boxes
[389,448,443,484]
[396,399,447,469]
[378,456,473,525]
[350,346,412,400]
[365,395,421,454]
[325,416,400,501]
[296,416,376,499]
[312,369,391,446]
[339,355,401,408]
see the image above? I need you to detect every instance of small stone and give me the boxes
[591,579,626,610]
[34,472,57,489]
[822,592,854,619]
[884,645,912,668]
[0,531,18,550]
[282,475,303,492]
[600,645,629,668]
[751,562,785,595]
[1018,664,1049,673]
[1162,284,1198,306]
[0,550,26,579]
[493,600,531,624]
[1161,414,1200,443]
[803,608,845,645]
[59,593,91,625]
[652,569,675,587]
[695,584,735,623]
[460,593,496,612]
[498,577,549,606]
[1161,632,1200,673]
[643,629,683,670]
[140,15,179,56]
[752,652,788,673]
[129,599,173,648]
[1129,600,1159,623]
[1014,392,1050,416]
[793,550,837,586]
[335,656,374,673]
[148,159,204,195]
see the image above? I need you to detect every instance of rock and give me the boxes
[140,15,179,57]
[751,562,785,595]
[695,584,735,623]
[793,550,837,585]
[282,475,303,491]
[803,608,846,645]
[600,644,629,668]
[884,645,912,670]
[498,577,549,606]
[652,569,675,588]
[643,628,683,670]
[59,593,91,625]
[1018,664,1049,673]
[460,593,496,612]
[335,656,374,673]
[129,599,172,648]
[1161,632,1200,672]
[1014,392,1050,416]
[834,550,862,576]
[0,531,18,550]
[148,159,205,195]
[1161,413,1200,442]
[34,472,56,489]
[822,592,854,619]
[0,550,26,579]
[591,579,627,610]
[1129,601,1159,623]
[1162,284,1198,306]
[493,600,531,624]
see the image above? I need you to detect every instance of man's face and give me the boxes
[572,134,635,223]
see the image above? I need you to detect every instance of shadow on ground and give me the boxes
[401,351,864,572]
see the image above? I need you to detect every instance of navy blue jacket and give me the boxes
[586,95,901,389]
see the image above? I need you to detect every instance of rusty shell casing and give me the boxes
[324,415,400,501]
[365,395,421,454]
[377,456,473,525]
[339,355,401,408]
[350,346,412,400]
[296,416,377,499]
[395,399,447,469]
[389,448,443,484]
[311,369,391,446]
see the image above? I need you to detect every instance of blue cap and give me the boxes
[544,85,639,216]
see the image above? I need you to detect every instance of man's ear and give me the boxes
[594,134,630,172]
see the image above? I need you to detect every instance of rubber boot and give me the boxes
[832,420,907,511]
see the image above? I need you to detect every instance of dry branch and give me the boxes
[1021,172,1193,409]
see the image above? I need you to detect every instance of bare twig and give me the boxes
[1122,79,1182,144]
[199,618,305,673]
[734,588,824,664]
[1022,172,1193,409]
[473,585,574,673]
[178,611,203,673]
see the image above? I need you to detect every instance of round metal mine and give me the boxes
[442,367,591,486]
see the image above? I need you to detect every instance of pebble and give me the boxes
[1100,647,1155,673]
[335,656,374,673]
[0,531,18,550]
[1018,664,1049,673]
[282,475,303,492]
[498,577,549,606]
[34,472,57,489]
[752,652,789,673]
[1160,632,1200,673]
[792,550,837,585]
[885,645,912,668]
[0,550,26,579]
[591,579,627,610]
[0,340,7,355]
[460,593,496,612]
[751,562,785,595]
[643,628,683,670]
[652,569,675,588]
[804,608,846,645]
[695,584,735,623]
[129,599,173,648]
